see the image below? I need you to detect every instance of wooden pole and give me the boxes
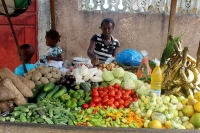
[167,0,177,40]
[1,0,27,73]
[50,0,56,29]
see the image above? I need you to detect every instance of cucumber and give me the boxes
[46,85,60,98]
[36,91,47,102]
[31,84,44,99]
[43,82,55,92]
[53,86,67,98]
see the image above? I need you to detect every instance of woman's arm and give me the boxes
[87,40,99,65]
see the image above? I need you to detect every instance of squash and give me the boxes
[91,82,99,90]
[80,82,91,92]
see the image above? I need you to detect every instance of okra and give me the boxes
[27,111,32,116]
[37,118,45,123]
[42,115,54,124]
[37,110,45,116]
[11,111,21,117]
[68,119,74,126]
[0,116,6,121]
[53,117,59,124]
[27,104,38,109]
[49,109,53,117]
[14,106,26,111]
[68,113,75,121]
[5,116,10,121]
[53,113,61,119]
[21,108,29,113]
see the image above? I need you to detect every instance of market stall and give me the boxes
[1,0,200,132]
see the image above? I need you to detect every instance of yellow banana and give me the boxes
[165,86,182,95]
[179,67,188,82]
[188,65,199,84]
[173,69,184,85]
[186,68,195,83]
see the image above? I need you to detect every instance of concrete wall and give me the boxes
[52,0,200,62]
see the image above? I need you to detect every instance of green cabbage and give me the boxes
[123,71,137,81]
[102,71,114,82]
[124,79,136,90]
[113,67,125,78]
[109,79,122,86]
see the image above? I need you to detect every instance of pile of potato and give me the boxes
[0,68,35,113]
[24,66,61,85]
[98,62,119,71]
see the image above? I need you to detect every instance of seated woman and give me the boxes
[87,18,120,65]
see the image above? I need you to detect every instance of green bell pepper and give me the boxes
[60,93,71,103]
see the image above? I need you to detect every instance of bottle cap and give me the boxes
[152,58,160,66]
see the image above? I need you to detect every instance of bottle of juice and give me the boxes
[150,59,162,96]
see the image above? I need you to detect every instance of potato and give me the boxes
[18,76,35,90]
[25,73,33,80]
[32,72,42,82]
[49,78,56,83]
[35,81,41,86]
[36,66,43,70]
[0,78,27,106]
[0,87,15,101]
[28,68,36,74]
[39,68,49,75]
[40,77,49,84]
[52,72,58,79]
[44,73,53,79]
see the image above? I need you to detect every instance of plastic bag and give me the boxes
[116,49,142,66]
[136,50,152,80]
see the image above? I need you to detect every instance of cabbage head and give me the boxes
[113,67,125,78]
[102,71,114,82]
[124,79,136,90]
[109,79,122,86]
[123,71,137,81]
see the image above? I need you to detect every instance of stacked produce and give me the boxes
[161,36,200,97]
[24,66,61,85]
[0,68,35,113]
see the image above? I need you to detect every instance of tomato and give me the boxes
[89,102,96,107]
[98,86,103,90]
[125,90,132,95]
[118,104,124,109]
[107,85,114,90]
[130,90,135,95]
[93,87,98,92]
[128,97,134,102]
[133,97,139,102]
[92,91,99,98]
[93,97,101,104]
[116,91,122,97]
[118,99,124,105]
[102,97,109,104]
[83,122,88,126]
[96,102,102,107]
[122,93,130,100]
[114,83,120,89]
[99,91,106,98]
[124,100,130,108]
[82,103,89,109]
[114,95,121,100]
[110,104,116,108]
[104,89,109,93]
[106,101,113,106]
[113,101,119,107]
[109,97,115,102]
[108,90,115,97]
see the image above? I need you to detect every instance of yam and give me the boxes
[18,76,35,90]
[12,79,33,97]
[0,78,27,106]
[0,100,14,113]
[0,87,15,101]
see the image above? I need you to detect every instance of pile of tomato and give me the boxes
[82,83,139,109]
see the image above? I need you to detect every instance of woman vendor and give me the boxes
[87,18,120,65]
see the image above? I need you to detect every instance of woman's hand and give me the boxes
[46,56,52,60]
[91,54,99,65]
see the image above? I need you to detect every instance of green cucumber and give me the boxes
[53,86,67,98]
[31,84,44,99]
[46,85,60,98]
[43,82,55,92]
[36,91,47,102]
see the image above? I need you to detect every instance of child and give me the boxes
[87,18,120,65]
[37,29,63,68]
[14,44,36,76]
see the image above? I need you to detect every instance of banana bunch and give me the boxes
[161,39,200,98]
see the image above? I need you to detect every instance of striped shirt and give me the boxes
[91,34,120,61]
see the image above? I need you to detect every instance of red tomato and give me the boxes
[122,93,130,100]
[113,101,119,107]
[125,90,132,95]
[89,102,96,107]
[99,86,104,90]
[96,102,102,107]
[92,91,99,98]
[128,97,134,102]
[118,99,124,105]
[102,97,109,104]
[110,104,116,108]
[109,97,115,102]
[99,91,105,98]
[112,116,116,121]
[109,90,115,97]
[107,85,114,90]
[124,100,130,108]
[133,97,139,102]
[116,91,122,97]
[114,83,120,89]
[118,104,124,109]
[131,90,135,95]
[93,87,98,92]
[114,95,121,100]
[82,103,89,109]
[106,101,113,106]
[93,97,101,104]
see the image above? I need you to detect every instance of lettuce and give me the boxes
[113,67,125,78]
[123,71,137,81]
[102,71,114,82]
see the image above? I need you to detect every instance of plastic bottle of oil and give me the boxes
[150,59,162,96]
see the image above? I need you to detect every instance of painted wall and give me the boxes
[43,0,200,61]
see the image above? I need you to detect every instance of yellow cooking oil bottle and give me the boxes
[150,59,162,96]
